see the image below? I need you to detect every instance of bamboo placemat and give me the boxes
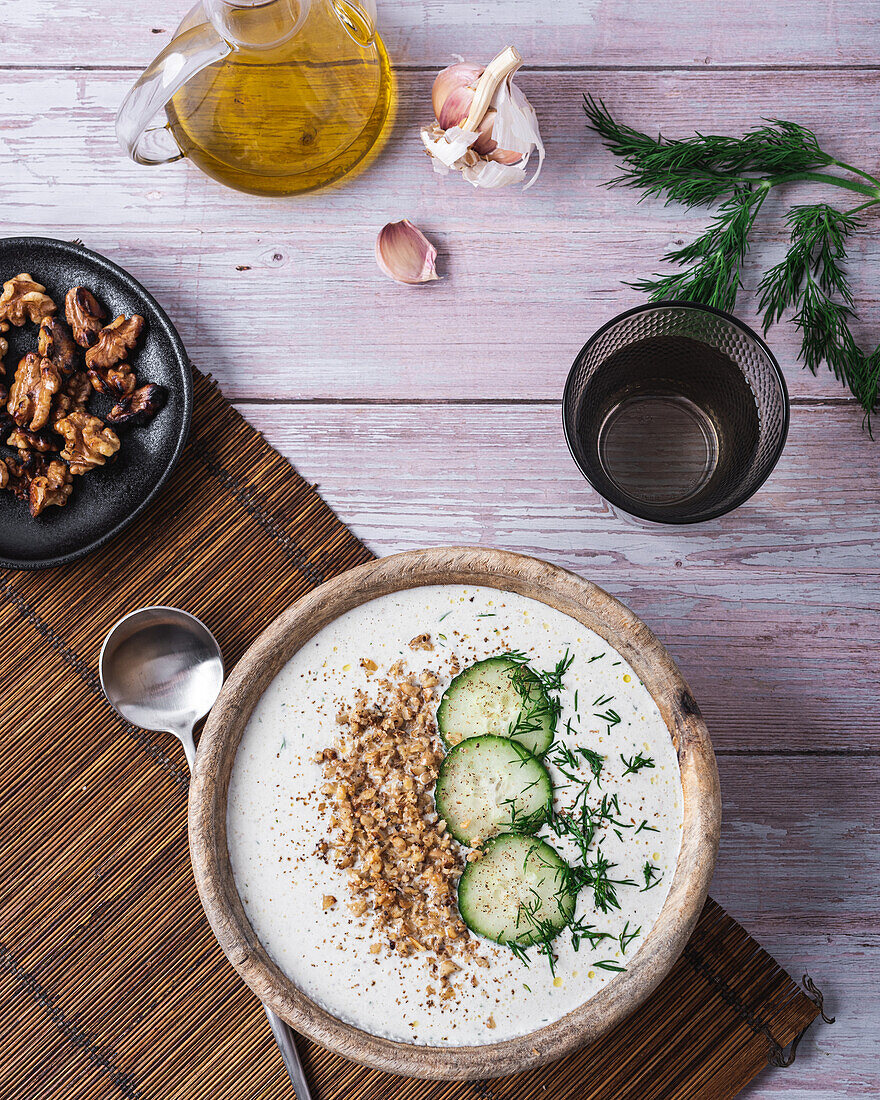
[0,371,823,1100]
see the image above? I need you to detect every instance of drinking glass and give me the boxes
[562,302,790,524]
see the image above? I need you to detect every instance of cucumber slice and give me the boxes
[458,833,577,947]
[436,656,556,756]
[435,735,552,847]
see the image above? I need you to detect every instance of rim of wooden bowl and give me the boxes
[189,547,721,1080]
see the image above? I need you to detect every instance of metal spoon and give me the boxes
[99,605,313,1100]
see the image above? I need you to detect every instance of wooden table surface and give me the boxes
[4,1,878,1096]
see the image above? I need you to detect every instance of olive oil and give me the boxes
[165,0,395,196]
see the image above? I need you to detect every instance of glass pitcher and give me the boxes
[116,0,394,196]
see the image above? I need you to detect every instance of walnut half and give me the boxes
[56,409,120,475]
[28,459,73,517]
[52,371,91,428]
[0,274,56,327]
[85,315,144,370]
[38,316,78,375]
[7,353,61,431]
[106,382,167,426]
[64,286,106,348]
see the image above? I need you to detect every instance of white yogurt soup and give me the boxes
[227,584,683,1046]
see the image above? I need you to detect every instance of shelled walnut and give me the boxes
[56,409,120,475]
[64,286,106,348]
[38,316,78,375]
[87,361,137,398]
[28,459,73,516]
[7,353,61,431]
[52,372,91,427]
[7,426,57,454]
[106,382,167,426]
[1,275,165,520]
[0,274,56,327]
[85,314,144,370]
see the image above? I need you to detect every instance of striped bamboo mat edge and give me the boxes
[0,370,823,1100]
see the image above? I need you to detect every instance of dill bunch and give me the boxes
[584,96,880,425]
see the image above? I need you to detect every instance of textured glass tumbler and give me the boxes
[562,302,790,524]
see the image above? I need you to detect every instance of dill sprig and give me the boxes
[618,920,641,954]
[641,860,663,892]
[620,752,655,776]
[584,96,880,425]
[569,916,613,952]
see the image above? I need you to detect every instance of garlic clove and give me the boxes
[376,220,440,285]
[432,61,483,122]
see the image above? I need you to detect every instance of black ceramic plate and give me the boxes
[0,238,192,570]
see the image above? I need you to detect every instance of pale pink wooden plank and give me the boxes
[3,69,878,401]
[237,400,880,751]
[3,0,878,68]
[711,758,880,1095]
[731,933,878,1098]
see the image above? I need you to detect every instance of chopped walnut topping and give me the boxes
[486,1015,496,1029]
[64,286,106,348]
[0,322,8,376]
[0,459,8,490]
[408,633,434,651]
[105,382,167,427]
[56,409,120,475]
[85,314,144,370]
[322,894,337,910]
[321,664,475,972]
[0,274,56,327]
[28,459,73,517]
[7,353,61,431]
[37,316,78,375]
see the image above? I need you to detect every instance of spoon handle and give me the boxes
[263,1005,314,1099]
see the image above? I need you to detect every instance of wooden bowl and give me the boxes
[189,547,721,1080]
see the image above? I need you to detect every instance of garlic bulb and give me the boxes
[421,46,544,190]
[376,220,440,284]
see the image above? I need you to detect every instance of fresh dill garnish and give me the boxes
[499,649,530,663]
[502,796,550,835]
[621,752,655,776]
[584,96,880,425]
[577,745,604,783]
[574,846,637,914]
[588,652,605,663]
[512,894,562,976]
[594,960,627,972]
[593,693,613,707]
[438,610,452,622]
[594,707,621,727]
[618,920,641,954]
[536,650,575,694]
[568,917,612,952]
[508,940,531,966]
[634,819,660,834]
[476,612,496,618]
[641,861,663,891]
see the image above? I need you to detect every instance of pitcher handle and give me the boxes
[116,22,231,166]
